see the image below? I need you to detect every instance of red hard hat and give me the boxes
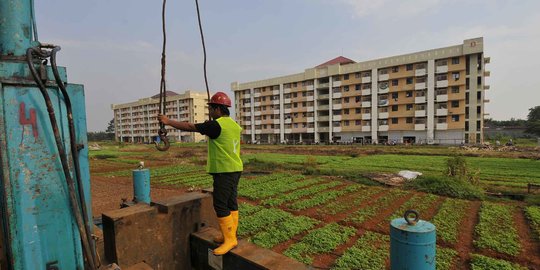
[208,92,232,107]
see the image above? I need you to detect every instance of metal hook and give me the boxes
[155,128,170,151]
[404,209,419,226]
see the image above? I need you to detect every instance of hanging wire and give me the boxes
[194,0,212,120]
[156,0,170,151]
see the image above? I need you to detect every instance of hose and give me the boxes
[26,47,96,270]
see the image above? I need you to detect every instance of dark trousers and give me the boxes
[212,172,241,218]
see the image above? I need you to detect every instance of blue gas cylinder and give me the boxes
[390,210,436,270]
[132,168,151,204]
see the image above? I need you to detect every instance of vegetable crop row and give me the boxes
[331,231,389,270]
[525,206,540,241]
[318,186,382,215]
[432,199,470,244]
[346,189,409,225]
[474,202,521,256]
[262,181,342,207]
[288,185,361,210]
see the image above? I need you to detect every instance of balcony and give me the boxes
[318,94,329,99]
[484,57,491,64]
[333,104,342,109]
[436,109,448,116]
[415,82,426,90]
[333,92,342,98]
[285,128,292,133]
[284,88,291,94]
[306,106,314,111]
[284,118,292,124]
[362,101,371,107]
[318,116,329,121]
[378,100,389,106]
[254,102,261,107]
[319,127,329,132]
[272,90,280,95]
[484,71,491,77]
[244,102,251,107]
[317,83,330,89]
[436,65,448,74]
[379,125,389,131]
[273,119,280,125]
[362,77,371,83]
[284,98,291,104]
[273,129,280,134]
[253,92,261,97]
[318,105,329,110]
[378,74,389,81]
[333,81,342,87]
[436,94,448,102]
[273,109,280,115]
[362,113,371,120]
[307,128,315,133]
[244,93,251,98]
[362,126,371,132]
[361,89,371,96]
[307,96,314,101]
[245,121,251,125]
[244,129,252,134]
[333,115,342,121]
[378,112,389,119]
[415,124,426,130]
[272,100,280,105]
[484,85,490,90]
[436,123,448,130]
[254,111,262,116]
[284,108,292,113]
[255,120,262,125]
[415,69,427,77]
[415,97,426,104]
[333,127,342,132]
[307,117,314,122]
[415,110,426,117]
[436,80,449,87]
[378,86,389,94]
[306,85,314,91]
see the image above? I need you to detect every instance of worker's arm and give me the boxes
[157,114,198,132]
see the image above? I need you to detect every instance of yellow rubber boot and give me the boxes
[213,215,237,255]
[213,210,239,243]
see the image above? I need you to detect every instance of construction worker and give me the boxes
[158,91,242,255]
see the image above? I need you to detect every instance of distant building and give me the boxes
[232,37,490,145]
[111,90,209,143]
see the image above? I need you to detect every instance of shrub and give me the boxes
[404,176,484,200]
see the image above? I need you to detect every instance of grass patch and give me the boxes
[404,176,484,200]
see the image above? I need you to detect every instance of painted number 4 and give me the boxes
[19,102,38,138]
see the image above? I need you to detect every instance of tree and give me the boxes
[106,119,115,133]
[525,106,540,137]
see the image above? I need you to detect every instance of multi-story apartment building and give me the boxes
[111,90,209,143]
[232,37,489,145]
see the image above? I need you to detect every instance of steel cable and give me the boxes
[194,0,212,120]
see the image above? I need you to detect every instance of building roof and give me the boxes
[315,56,356,68]
[151,91,180,99]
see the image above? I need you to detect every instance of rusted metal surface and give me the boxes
[102,192,217,270]
[191,227,310,270]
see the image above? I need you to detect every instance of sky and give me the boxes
[34,0,540,131]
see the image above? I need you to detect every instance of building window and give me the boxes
[451,101,460,108]
[406,91,413,98]
[452,72,460,81]
[355,84,361,90]
[452,115,460,122]
[355,72,360,78]
[344,109,350,114]
[406,117,413,123]
[406,77,413,84]
[392,66,399,73]
[344,97,350,103]
[344,74,349,80]
[452,57,460,64]
[406,104,413,111]
[406,64,413,71]
[392,118,398,124]
[355,96,361,103]
[392,105,398,111]
[344,86,350,92]
[465,121,469,131]
[392,79,399,86]
[344,120,350,126]
[451,86,459,93]
[355,108,361,114]
[392,92,398,99]
[355,120,361,125]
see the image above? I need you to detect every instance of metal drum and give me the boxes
[132,168,151,204]
[390,210,436,270]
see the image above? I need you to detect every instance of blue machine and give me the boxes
[0,0,95,269]
[390,210,436,270]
